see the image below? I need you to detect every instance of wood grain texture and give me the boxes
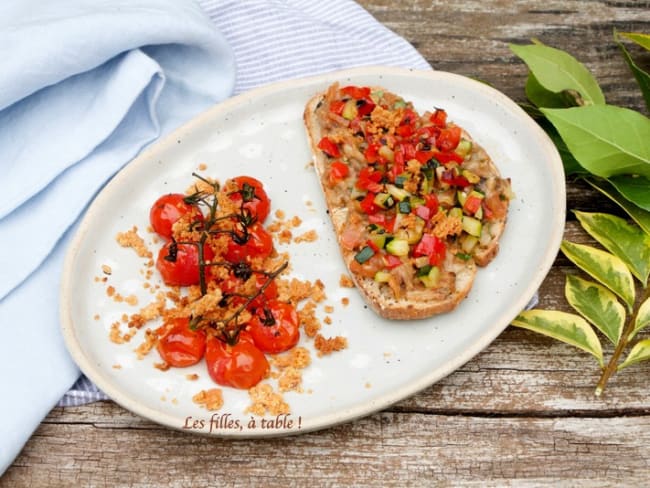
[4,1,650,486]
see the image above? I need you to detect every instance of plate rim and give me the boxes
[60,65,566,436]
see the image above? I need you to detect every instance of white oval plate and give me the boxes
[61,66,564,436]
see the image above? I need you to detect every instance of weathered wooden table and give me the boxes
[4,1,650,486]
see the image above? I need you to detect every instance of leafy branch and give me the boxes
[508,32,650,395]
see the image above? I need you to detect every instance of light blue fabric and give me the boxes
[0,0,235,474]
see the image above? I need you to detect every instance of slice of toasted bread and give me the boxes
[303,84,510,320]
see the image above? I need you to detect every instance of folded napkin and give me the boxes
[0,0,431,475]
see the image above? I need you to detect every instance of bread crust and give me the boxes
[303,86,509,320]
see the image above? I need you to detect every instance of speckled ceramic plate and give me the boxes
[61,66,565,437]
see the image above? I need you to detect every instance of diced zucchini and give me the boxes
[394,217,425,244]
[373,192,395,209]
[457,191,468,207]
[461,169,480,184]
[418,266,440,288]
[386,184,411,202]
[342,99,358,120]
[462,216,483,237]
[393,99,407,109]
[370,90,384,103]
[459,234,478,253]
[374,270,391,283]
[398,200,411,214]
[386,238,409,256]
[448,207,463,220]
[354,246,375,264]
[455,139,473,158]
[414,256,430,268]
[368,233,388,250]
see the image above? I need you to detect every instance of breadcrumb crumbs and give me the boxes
[116,226,152,259]
[293,229,318,243]
[101,264,112,275]
[339,274,355,288]
[245,383,290,416]
[278,367,303,393]
[341,297,350,307]
[314,334,348,356]
[193,388,224,411]
[186,374,199,381]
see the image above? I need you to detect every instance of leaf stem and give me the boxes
[595,284,650,396]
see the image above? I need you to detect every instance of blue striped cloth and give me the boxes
[0,0,429,473]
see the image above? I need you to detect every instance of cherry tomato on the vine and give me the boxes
[156,317,206,367]
[224,223,274,263]
[204,332,269,389]
[248,300,300,354]
[219,272,279,311]
[227,176,271,223]
[150,193,203,239]
[156,241,214,287]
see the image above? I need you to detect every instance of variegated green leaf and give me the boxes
[565,274,625,344]
[619,32,650,51]
[618,339,650,371]
[574,211,650,285]
[585,178,650,236]
[561,240,636,311]
[629,296,650,341]
[512,310,603,366]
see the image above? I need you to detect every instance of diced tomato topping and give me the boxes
[424,194,439,213]
[329,161,349,185]
[329,100,346,116]
[364,143,380,164]
[383,254,403,270]
[436,126,462,152]
[440,170,470,188]
[415,150,434,164]
[318,136,340,158]
[430,109,447,127]
[413,234,446,266]
[463,194,483,214]
[356,167,384,193]
[341,86,371,99]
[415,205,432,221]
[359,192,380,214]
[433,150,465,165]
[367,213,396,233]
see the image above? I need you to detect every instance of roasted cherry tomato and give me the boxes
[220,271,279,311]
[150,193,203,239]
[248,300,300,354]
[204,332,269,389]
[224,223,274,263]
[317,136,340,158]
[227,176,271,223]
[328,161,350,185]
[156,317,206,367]
[436,126,462,152]
[156,241,214,286]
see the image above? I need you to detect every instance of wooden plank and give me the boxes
[4,407,650,486]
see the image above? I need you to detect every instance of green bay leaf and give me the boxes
[574,211,650,285]
[619,32,650,51]
[560,240,636,311]
[512,310,603,366]
[608,175,650,212]
[510,43,605,105]
[585,178,650,235]
[618,338,650,371]
[616,32,650,113]
[629,296,650,341]
[541,105,650,179]
[565,274,625,344]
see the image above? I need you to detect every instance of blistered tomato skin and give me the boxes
[150,193,203,239]
[204,333,269,389]
[156,241,214,287]
[156,318,206,367]
[224,223,274,263]
[248,300,300,354]
[227,176,271,223]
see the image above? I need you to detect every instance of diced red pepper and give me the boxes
[341,86,371,99]
[436,126,462,152]
[366,239,380,253]
[424,194,439,213]
[329,161,349,185]
[396,124,414,138]
[440,170,470,188]
[415,150,435,164]
[359,192,380,214]
[413,234,446,266]
[329,100,346,116]
[430,109,447,127]
[357,98,376,117]
[318,136,340,158]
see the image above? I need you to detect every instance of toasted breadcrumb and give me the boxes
[197,163,208,171]
[341,297,350,307]
[101,264,112,275]
[186,374,199,381]
[298,301,321,338]
[193,388,224,411]
[154,361,170,371]
[246,383,290,416]
[271,346,311,370]
[294,229,318,243]
[278,367,302,393]
[109,322,136,344]
[314,334,348,356]
[116,226,152,259]
[134,328,158,359]
[112,364,122,370]
[339,274,355,288]
[323,316,332,325]
[125,295,138,306]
